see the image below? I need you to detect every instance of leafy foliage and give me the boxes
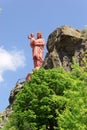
[2,65,87,130]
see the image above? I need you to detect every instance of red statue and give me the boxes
[28,32,45,70]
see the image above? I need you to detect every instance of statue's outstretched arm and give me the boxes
[28,33,34,39]
[28,34,36,47]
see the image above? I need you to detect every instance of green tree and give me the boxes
[2,65,87,130]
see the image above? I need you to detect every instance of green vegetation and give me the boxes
[2,63,87,130]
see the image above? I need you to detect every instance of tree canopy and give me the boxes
[2,63,87,130]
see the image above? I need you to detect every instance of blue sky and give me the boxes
[0,0,87,112]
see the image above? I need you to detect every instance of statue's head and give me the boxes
[37,32,42,38]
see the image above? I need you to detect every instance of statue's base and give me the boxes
[26,67,41,81]
[26,72,33,81]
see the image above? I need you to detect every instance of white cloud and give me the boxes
[0,47,25,82]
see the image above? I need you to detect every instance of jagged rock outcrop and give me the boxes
[42,25,87,71]
[9,81,25,104]
[0,82,24,129]
[0,106,12,129]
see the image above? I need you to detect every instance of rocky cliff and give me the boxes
[0,82,24,129]
[42,25,87,71]
[0,25,87,128]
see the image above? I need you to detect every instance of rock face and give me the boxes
[0,82,24,129]
[9,81,24,104]
[42,25,87,71]
[0,106,12,129]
